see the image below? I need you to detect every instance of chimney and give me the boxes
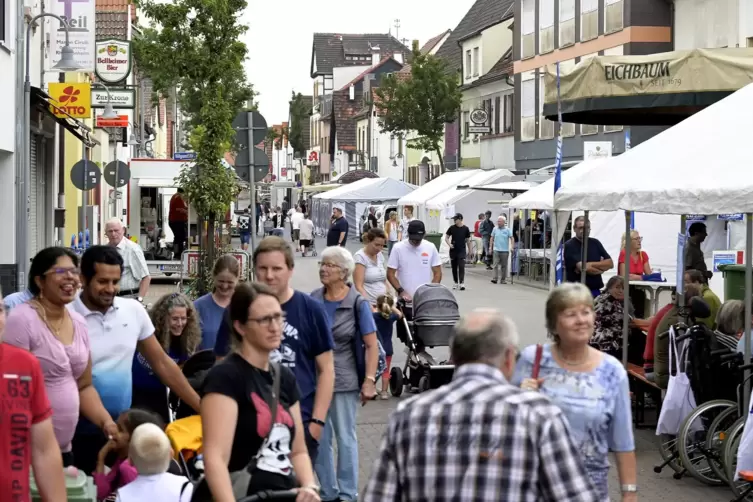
[394,53,404,64]
[371,45,381,65]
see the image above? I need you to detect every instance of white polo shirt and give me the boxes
[291,211,305,230]
[387,240,441,298]
[69,295,154,429]
[116,237,150,291]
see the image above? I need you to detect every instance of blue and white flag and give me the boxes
[554,61,564,285]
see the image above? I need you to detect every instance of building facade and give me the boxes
[674,0,753,49]
[512,0,673,171]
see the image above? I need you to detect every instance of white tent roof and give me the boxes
[397,170,482,206]
[508,158,608,209]
[314,177,416,202]
[470,181,539,192]
[555,83,753,214]
[426,169,513,210]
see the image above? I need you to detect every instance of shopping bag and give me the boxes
[656,326,698,436]
[735,389,753,479]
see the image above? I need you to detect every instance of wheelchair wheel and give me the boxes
[677,399,736,485]
[656,434,683,476]
[704,405,740,484]
[724,417,748,496]
[389,367,404,397]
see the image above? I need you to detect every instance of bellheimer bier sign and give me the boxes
[95,39,132,84]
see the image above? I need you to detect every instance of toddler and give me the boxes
[373,294,402,399]
[115,423,192,502]
[93,408,165,501]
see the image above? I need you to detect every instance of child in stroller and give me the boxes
[391,283,459,395]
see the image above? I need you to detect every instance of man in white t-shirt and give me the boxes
[290,206,305,245]
[397,206,415,241]
[298,213,315,256]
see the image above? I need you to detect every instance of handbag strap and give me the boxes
[532,344,544,379]
[268,362,281,431]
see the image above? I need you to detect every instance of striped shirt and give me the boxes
[116,238,150,291]
[363,363,598,502]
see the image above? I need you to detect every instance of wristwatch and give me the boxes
[396,287,404,294]
[620,484,637,493]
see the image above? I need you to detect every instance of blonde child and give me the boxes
[372,294,402,399]
[115,423,192,502]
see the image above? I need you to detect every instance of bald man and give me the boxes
[105,218,151,301]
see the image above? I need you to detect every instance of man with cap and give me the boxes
[387,220,442,351]
[326,206,349,247]
[685,221,712,280]
[444,213,471,291]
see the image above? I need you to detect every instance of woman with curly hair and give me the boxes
[131,292,201,422]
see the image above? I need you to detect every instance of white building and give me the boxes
[674,0,753,49]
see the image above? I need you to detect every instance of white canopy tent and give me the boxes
[469,181,540,192]
[424,169,513,232]
[397,170,480,222]
[553,83,753,385]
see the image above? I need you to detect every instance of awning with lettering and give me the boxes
[542,48,753,126]
[31,87,98,146]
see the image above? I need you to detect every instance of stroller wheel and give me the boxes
[418,376,430,393]
[390,367,404,397]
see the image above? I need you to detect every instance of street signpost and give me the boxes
[104,160,130,188]
[70,155,102,246]
[233,109,269,255]
[173,152,197,161]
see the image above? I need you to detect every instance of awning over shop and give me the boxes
[31,87,97,146]
[542,48,753,126]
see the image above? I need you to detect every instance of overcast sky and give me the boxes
[240,0,476,125]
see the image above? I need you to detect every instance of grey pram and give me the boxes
[391,283,459,396]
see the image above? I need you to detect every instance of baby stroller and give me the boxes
[166,350,216,481]
[304,239,318,257]
[391,283,459,396]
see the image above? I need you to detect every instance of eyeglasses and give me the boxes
[631,236,643,242]
[45,267,80,277]
[247,312,286,327]
[318,262,341,270]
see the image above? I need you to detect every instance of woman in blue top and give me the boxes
[132,292,201,423]
[512,282,637,502]
[194,255,240,351]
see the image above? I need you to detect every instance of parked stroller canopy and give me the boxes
[412,284,460,324]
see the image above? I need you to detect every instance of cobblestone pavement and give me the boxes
[147,235,731,501]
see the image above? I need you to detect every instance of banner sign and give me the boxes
[48,83,91,118]
[50,0,96,70]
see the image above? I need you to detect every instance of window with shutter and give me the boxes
[521,78,536,141]
[605,0,624,33]
[581,0,598,41]
[494,96,501,134]
[539,76,554,139]
[539,0,554,53]
[503,94,513,133]
[521,0,535,58]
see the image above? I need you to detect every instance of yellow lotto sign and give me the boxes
[48,83,92,119]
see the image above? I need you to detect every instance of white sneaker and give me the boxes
[453,283,458,290]
[459,283,466,291]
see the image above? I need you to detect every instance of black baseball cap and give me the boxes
[453,213,463,221]
[407,220,426,239]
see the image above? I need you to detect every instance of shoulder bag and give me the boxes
[187,362,282,501]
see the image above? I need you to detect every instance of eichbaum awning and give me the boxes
[542,48,753,126]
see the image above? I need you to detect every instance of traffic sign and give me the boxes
[104,161,131,188]
[233,110,268,148]
[70,160,102,191]
[174,152,197,161]
[234,147,269,183]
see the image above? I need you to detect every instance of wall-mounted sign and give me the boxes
[306,150,319,165]
[91,89,135,109]
[50,0,95,70]
[469,125,490,134]
[96,115,129,128]
[95,39,132,84]
[470,109,488,125]
[174,152,197,161]
[583,141,613,161]
[718,214,744,221]
[48,83,92,119]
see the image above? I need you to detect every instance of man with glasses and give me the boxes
[104,218,151,302]
[564,216,613,297]
[214,236,334,462]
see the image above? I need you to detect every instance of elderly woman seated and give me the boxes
[590,276,646,365]
[715,299,753,354]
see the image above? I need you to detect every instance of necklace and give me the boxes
[31,299,67,338]
[555,344,590,367]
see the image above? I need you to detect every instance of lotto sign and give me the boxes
[48,83,92,119]
[182,251,249,279]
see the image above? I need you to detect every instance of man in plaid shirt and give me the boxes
[364,309,598,501]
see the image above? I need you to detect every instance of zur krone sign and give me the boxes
[48,83,92,119]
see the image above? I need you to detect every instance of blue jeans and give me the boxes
[315,390,359,502]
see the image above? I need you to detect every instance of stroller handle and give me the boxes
[237,489,300,501]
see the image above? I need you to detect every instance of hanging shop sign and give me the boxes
[91,88,135,109]
[96,115,129,128]
[50,0,95,70]
[48,83,92,119]
[95,39,132,83]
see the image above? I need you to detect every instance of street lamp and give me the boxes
[127,133,141,146]
[16,14,80,290]
[91,82,119,120]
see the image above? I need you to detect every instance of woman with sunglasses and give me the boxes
[4,246,116,466]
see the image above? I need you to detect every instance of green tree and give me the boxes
[375,42,462,173]
[288,92,309,157]
[133,0,253,293]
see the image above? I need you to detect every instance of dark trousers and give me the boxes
[169,220,187,260]
[450,251,466,284]
[72,430,108,475]
[131,385,171,425]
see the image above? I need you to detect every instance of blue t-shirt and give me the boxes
[327,217,349,246]
[564,236,611,291]
[491,227,512,252]
[372,312,397,356]
[512,344,634,499]
[131,347,186,391]
[214,291,334,422]
[194,293,226,351]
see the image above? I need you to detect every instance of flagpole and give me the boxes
[553,61,564,286]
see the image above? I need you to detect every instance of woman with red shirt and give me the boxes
[472,213,484,264]
[618,230,652,320]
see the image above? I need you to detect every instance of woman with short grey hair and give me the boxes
[715,299,748,352]
[311,246,379,502]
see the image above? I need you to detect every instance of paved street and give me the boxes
[147,235,731,501]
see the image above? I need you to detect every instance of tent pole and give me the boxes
[623,211,631,367]
[581,210,589,284]
[744,213,752,412]
[550,210,557,289]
